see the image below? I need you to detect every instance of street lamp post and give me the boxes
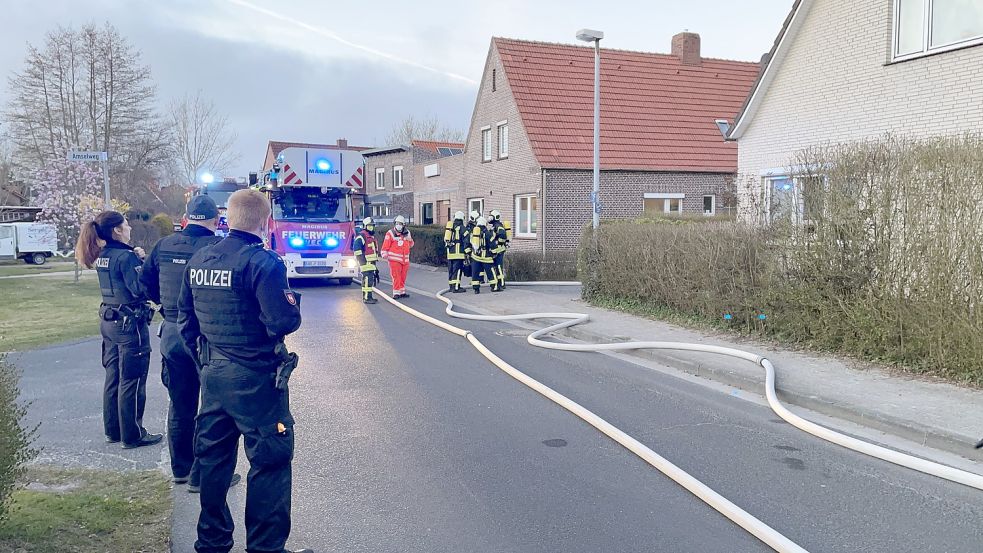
[576,28,603,230]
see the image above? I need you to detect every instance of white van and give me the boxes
[0,222,58,264]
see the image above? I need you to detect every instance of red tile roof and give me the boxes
[411,139,466,154]
[494,38,760,172]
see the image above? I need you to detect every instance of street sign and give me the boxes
[67,151,108,162]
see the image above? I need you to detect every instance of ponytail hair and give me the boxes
[75,211,125,268]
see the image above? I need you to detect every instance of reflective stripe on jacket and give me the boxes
[381,229,413,265]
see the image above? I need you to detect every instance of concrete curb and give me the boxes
[434,292,980,462]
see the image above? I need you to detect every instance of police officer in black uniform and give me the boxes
[76,210,162,449]
[178,188,312,553]
[142,195,241,492]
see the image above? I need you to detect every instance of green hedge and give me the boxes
[0,354,39,521]
[579,135,983,384]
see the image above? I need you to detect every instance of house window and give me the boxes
[421,202,434,225]
[492,68,496,92]
[766,176,824,224]
[481,127,492,162]
[703,195,716,216]
[468,197,484,217]
[515,194,537,238]
[497,122,509,159]
[371,204,391,219]
[393,166,404,189]
[375,168,385,190]
[894,0,983,59]
[643,193,684,216]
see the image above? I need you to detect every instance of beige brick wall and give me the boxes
[462,42,544,252]
[364,149,414,195]
[738,0,983,208]
[413,154,465,225]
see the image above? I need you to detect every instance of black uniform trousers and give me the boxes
[492,252,506,287]
[160,319,201,482]
[100,314,151,445]
[194,358,294,553]
[447,258,465,289]
[470,260,495,289]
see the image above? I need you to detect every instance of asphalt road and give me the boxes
[14,282,983,552]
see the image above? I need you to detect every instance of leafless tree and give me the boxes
[3,23,170,206]
[168,90,239,185]
[384,114,465,147]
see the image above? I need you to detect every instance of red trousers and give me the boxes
[389,261,409,294]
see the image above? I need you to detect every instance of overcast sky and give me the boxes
[0,0,793,176]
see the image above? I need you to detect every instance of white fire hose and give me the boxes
[371,280,983,553]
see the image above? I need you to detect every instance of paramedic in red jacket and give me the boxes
[380,215,414,298]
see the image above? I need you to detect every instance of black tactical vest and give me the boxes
[158,233,221,322]
[96,246,141,305]
[187,242,274,352]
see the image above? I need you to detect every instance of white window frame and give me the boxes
[764,175,827,225]
[643,192,684,215]
[421,202,435,225]
[393,165,404,189]
[702,194,716,216]
[892,0,983,61]
[497,121,509,159]
[514,194,537,238]
[481,126,492,162]
[375,167,385,190]
[468,197,484,217]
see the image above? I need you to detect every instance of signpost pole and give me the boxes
[101,156,111,209]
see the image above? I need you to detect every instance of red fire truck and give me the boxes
[262,147,366,284]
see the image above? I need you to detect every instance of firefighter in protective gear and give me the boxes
[469,217,500,293]
[444,211,468,293]
[463,210,480,285]
[489,209,511,290]
[381,215,414,298]
[354,216,380,304]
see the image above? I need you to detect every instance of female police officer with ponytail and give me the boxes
[76,211,163,449]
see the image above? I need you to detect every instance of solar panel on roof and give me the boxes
[437,147,453,155]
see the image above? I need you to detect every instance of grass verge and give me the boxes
[0,466,171,552]
[0,276,101,351]
[0,261,79,278]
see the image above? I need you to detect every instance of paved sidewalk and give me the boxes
[380,262,983,463]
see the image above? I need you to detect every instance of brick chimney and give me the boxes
[336,138,348,148]
[672,32,701,66]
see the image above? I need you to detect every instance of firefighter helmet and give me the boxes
[490,209,502,221]
[476,216,487,226]
[469,210,479,221]
[454,211,465,220]
[362,216,374,226]
[394,215,406,224]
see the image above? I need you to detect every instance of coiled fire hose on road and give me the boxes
[370,279,983,553]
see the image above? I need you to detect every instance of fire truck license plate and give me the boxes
[302,260,329,267]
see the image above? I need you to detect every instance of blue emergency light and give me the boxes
[324,236,339,248]
[289,236,305,248]
[315,159,331,171]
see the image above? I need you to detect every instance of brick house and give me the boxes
[729,0,983,222]
[362,140,463,222]
[456,34,760,252]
